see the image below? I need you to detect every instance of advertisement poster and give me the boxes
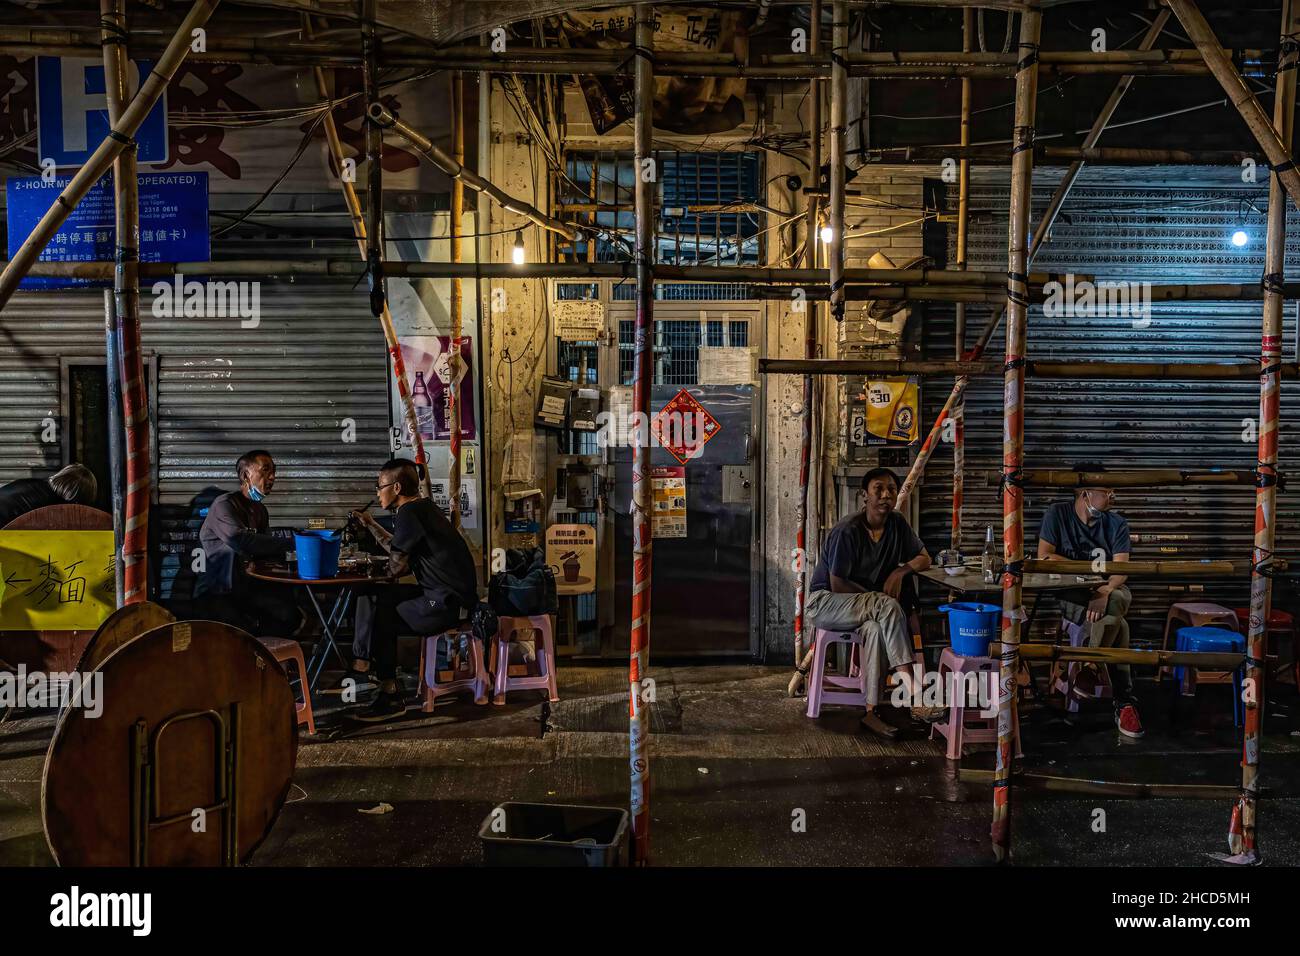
[865,378,919,446]
[397,336,476,443]
[428,478,478,531]
[545,524,596,595]
[651,466,687,538]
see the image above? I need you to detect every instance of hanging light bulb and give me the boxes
[1231,229,1250,248]
[512,230,526,265]
[819,223,834,244]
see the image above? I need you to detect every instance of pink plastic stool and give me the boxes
[491,615,560,705]
[417,624,489,712]
[805,629,870,718]
[259,637,315,734]
[930,646,1022,760]
[1052,618,1113,714]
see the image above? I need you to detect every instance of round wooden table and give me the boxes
[247,561,398,690]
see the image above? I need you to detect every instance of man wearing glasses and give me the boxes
[341,459,478,721]
[1037,469,1142,738]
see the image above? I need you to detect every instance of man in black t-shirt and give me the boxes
[348,459,479,721]
[805,467,937,739]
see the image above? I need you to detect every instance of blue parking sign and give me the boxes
[36,56,169,167]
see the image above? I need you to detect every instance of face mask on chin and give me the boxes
[1083,493,1102,519]
[247,483,267,503]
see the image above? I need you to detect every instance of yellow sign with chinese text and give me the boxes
[0,531,116,631]
[545,524,596,596]
[865,378,919,445]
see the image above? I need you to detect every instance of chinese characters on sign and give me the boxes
[544,524,596,595]
[651,388,721,465]
[650,467,687,539]
[0,531,115,631]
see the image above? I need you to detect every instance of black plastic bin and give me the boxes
[478,802,630,867]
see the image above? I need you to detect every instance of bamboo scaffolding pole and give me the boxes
[1022,558,1261,576]
[1012,643,1244,669]
[629,6,654,867]
[305,17,431,497]
[102,0,150,605]
[362,0,384,320]
[828,1,847,326]
[992,468,1259,488]
[793,0,822,677]
[1230,0,1299,865]
[1168,0,1300,213]
[759,358,1300,379]
[868,145,1259,165]
[0,0,221,312]
[448,72,464,529]
[958,769,1243,800]
[368,104,578,241]
[102,289,126,608]
[897,378,967,511]
[952,6,973,555]
[993,5,1041,864]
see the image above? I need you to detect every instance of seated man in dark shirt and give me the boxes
[806,466,937,739]
[194,449,300,638]
[0,464,97,527]
[349,459,479,722]
[1038,476,1142,738]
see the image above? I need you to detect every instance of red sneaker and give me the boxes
[1115,704,1145,739]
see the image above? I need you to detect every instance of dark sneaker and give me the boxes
[1115,704,1145,739]
[355,691,407,723]
[322,668,376,695]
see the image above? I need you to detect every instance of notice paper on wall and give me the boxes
[553,300,604,342]
[545,524,596,595]
[0,531,116,631]
[429,478,479,530]
[651,466,687,538]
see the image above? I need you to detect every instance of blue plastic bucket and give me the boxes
[294,530,342,580]
[939,602,1001,657]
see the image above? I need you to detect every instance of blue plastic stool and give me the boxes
[1173,626,1246,727]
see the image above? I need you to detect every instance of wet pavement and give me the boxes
[2,662,1298,866]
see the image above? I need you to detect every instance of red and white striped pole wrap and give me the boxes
[628,6,655,866]
[951,400,964,551]
[1232,0,1297,861]
[992,7,1041,862]
[794,372,813,662]
[896,376,967,513]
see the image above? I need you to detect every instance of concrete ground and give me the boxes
[3,661,1299,866]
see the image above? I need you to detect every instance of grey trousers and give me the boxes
[1059,585,1134,702]
[806,589,915,706]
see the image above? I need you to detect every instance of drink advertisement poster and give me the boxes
[545,524,596,595]
[650,466,687,538]
[397,336,476,442]
[864,378,919,446]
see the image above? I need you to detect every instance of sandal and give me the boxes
[859,711,899,739]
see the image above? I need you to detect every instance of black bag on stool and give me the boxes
[488,547,558,617]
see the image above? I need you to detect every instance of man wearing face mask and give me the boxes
[805,467,939,739]
[194,449,301,637]
[1037,471,1142,738]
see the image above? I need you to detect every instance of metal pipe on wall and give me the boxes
[952,5,974,554]
[828,1,847,324]
[992,4,1041,864]
[629,5,655,867]
[448,72,465,529]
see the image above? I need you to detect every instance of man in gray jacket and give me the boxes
[194,449,300,637]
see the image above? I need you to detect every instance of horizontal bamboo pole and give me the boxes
[870,145,1260,166]
[368,103,579,241]
[989,469,1260,488]
[958,768,1243,800]
[758,358,1299,379]
[1022,558,1261,576]
[1012,643,1244,669]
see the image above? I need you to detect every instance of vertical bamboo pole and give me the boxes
[100,0,130,607]
[306,20,431,497]
[1232,0,1298,864]
[951,6,974,552]
[992,5,1040,863]
[449,72,465,527]
[0,0,220,311]
[828,1,847,325]
[793,0,822,673]
[1167,0,1300,213]
[629,6,655,866]
[101,0,148,604]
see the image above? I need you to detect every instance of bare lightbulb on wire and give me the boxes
[512,231,527,265]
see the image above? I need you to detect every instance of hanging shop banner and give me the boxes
[393,335,476,446]
[6,172,209,289]
[553,300,604,342]
[651,466,687,538]
[560,8,748,135]
[865,378,920,446]
[545,524,596,595]
[6,56,449,193]
[0,531,115,631]
[429,477,479,531]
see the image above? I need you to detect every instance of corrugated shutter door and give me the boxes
[920,168,1299,644]
[0,280,390,600]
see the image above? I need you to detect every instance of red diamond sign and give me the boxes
[651,389,721,464]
